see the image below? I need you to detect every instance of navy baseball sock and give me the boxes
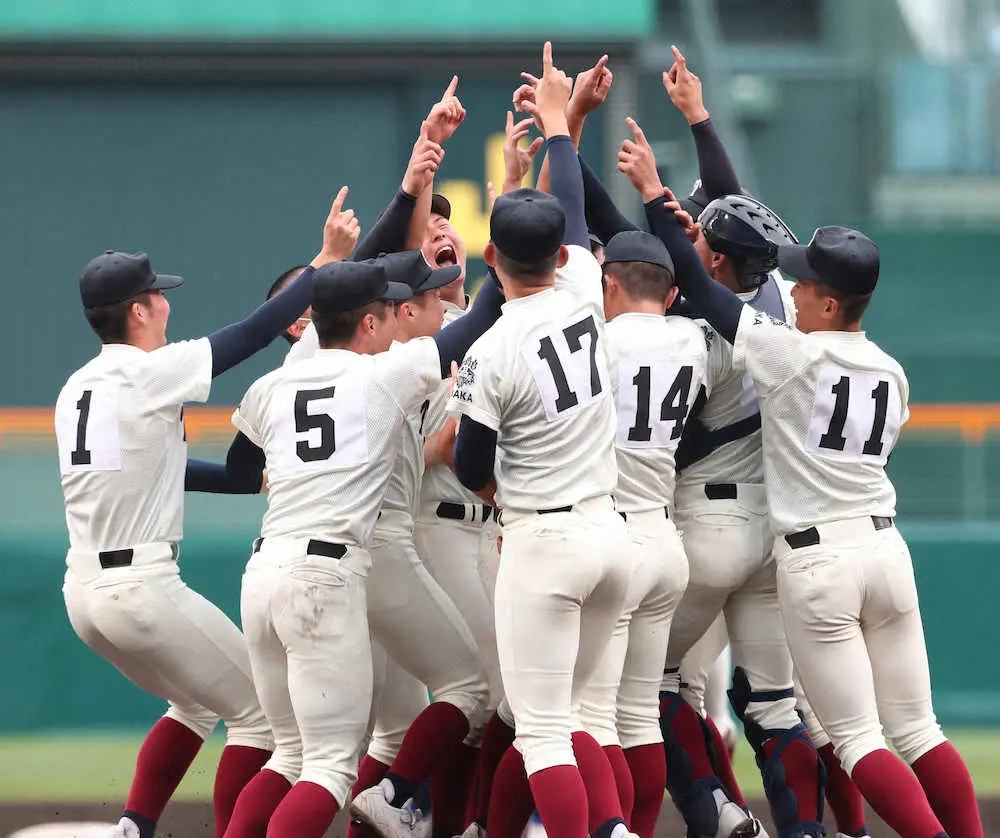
[122,811,156,838]
[595,816,628,838]
[384,772,416,807]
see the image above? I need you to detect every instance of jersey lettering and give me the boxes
[525,313,606,421]
[807,365,901,464]
[617,360,696,449]
[56,384,123,474]
[272,382,369,471]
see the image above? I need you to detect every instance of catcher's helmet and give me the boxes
[699,194,797,290]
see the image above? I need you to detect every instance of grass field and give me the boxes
[3,728,1000,802]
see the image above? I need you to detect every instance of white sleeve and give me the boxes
[142,338,213,409]
[374,337,443,415]
[232,380,265,448]
[284,322,319,365]
[554,245,604,314]
[446,336,503,432]
[700,322,730,397]
[775,273,798,327]
[731,305,805,394]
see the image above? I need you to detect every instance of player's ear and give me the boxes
[483,241,498,267]
[665,285,680,310]
[556,245,570,269]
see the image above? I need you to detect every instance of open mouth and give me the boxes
[435,244,458,268]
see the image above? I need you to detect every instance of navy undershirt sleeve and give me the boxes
[546,135,590,250]
[207,266,315,377]
[579,153,638,244]
[453,415,498,492]
[184,432,265,493]
[644,197,743,343]
[690,118,741,200]
[431,278,505,378]
[353,189,418,262]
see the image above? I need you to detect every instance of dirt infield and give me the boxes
[4,799,1000,838]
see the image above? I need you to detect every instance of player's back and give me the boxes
[55,339,212,551]
[451,246,616,511]
[606,313,707,512]
[234,339,441,564]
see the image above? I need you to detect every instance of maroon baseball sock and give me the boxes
[222,768,291,838]
[470,710,516,826]
[817,743,867,836]
[572,731,623,828]
[385,701,470,805]
[213,745,272,838]
[266,781,339,838]
[625,743,666,838]
[659,695,715,780]
[602,744,635,823]
[705,715,745,807]
[912,741,984,838]
[431,743,479,835]
[486,746,535,838]
[851,748,944,838]
[528,764,589,838]
[762,737,821,823]
[352,755,391,797]
[124,717,204,823]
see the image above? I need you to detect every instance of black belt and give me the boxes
[704,483,738,500]
[98,543,178,569]
[784,516,894,550]
[619,507,670,521]
[436,501,494,524]
[538,505,573,515]
[252,537,347,560]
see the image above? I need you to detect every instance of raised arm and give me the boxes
[579,152,638,243]
[185,431,266,493]
[663,45,741,200]
[431,277,505,377]
[207,187,359,377]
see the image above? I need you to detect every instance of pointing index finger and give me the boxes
[626,116,647,145]
[441,75,459,101]
[332,185,349,214]
[671,45,685,64]
[542,41,553,73]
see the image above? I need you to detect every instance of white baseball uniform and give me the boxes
[232,337,445,806]
[731,305,946,774]
[448,245,633,776]
[56,341,271,750]
[579,312,707,752]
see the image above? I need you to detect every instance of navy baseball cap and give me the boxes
[588,231,605,249]
[777,226,879,295]
[490,188,566,263]
[79,251,183,309]
[311,260,412,314]
[603,231,674,274]
[378,250,461,293]
[431,193,452,219]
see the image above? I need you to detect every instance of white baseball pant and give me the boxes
[240,538,371,806]
[580,508,689,749]
[367,640,430,766]
[495,495,633,776]
[774,518,947,774]
[678,612,730,719]
[63,543,271,749]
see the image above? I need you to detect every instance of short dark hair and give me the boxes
[604,261,673,304]
[817,283,872,324]
[494,249,560,286]
[314,301,388,347]
[84,292,152,344]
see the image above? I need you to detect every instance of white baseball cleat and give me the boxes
[106,818,141,838]
[350,782,431,838]
[459,823,485,838]
[717,801,768,838]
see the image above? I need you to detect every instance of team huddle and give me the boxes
[55,41,983,838]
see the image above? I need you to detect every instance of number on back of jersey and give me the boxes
[55,385,123,474]
[524,313,608,421]
[271,384,369,471]
[616,359,696,449]
[807,364,902,464]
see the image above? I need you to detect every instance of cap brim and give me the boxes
[415,265,462,293]
[681,198,707,218]
[151,273,184,291]
[382,281,413,302]
[776,245,821,280]
[430,193,452,220]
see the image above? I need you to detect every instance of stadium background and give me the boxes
[2,0,1000,832]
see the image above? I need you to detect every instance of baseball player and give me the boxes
[447,43,634,838]
[54,192,359,838]
[646,183,983,838]
[223,255,504,838]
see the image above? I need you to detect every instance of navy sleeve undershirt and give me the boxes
[691,118,741,200]
[431,277,504,378]
[185,432,265,493]
[453,415,498,491]
[207,266,315,378]
[546,135,590,250]
[578,153,638,245]
[644,197,742,343]
[353,189,418,262]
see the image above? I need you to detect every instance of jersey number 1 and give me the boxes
[71,390,93,465]
[818,376,890,456]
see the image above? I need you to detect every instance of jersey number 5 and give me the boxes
[294,387,336,462]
